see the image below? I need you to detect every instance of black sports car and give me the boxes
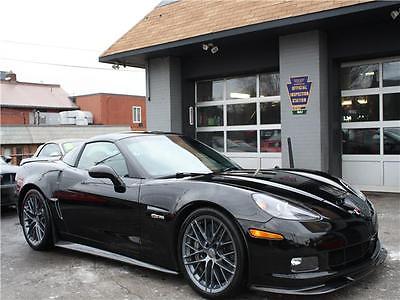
[15,132,386,298]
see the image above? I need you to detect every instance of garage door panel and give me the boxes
[383,161,400,187]
[342,161,382,186]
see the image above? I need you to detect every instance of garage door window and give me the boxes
[196,72,281,154]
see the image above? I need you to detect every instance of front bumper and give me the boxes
[250,239,386,295]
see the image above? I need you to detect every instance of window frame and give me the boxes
[132,106,142,124]
[340,56,400,160]
[195,72,281,157]
[76,141,130,178]
[37,143,62,158]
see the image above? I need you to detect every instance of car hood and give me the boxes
[0,164,19,174]
[197,169,373,220]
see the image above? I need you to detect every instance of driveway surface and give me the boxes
[1,193,399,300]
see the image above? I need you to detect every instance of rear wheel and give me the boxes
[178,208,246,298]
[21,189,53,250]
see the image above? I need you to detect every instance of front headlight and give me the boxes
[339,178,366,201]
[252,193,321,221]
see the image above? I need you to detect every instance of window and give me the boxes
[227,131,257,152]
[196,72,281,154]
[383,93,400,121]
[341,95,379,122]
[342,128,380,155]
[122,135,238,177]
[77,142,128,177]
[260,73,280,97]
[197,80,223,102]
[62,146,81,167]
[260,130,281,152]
[132,106,142,124]
[384,127,400,155]
[197,132,224,152]
[341,64,379,90]
[226,76,256,99]
[227,103,256,125]
[197,106,223,127]
[38,143,62,158]
[383,60,400,87]
[260,101,280,124]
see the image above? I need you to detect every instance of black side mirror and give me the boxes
[3,156,12,163]
[88,164,126,193]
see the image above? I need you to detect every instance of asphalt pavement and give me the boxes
[1,192,399,300]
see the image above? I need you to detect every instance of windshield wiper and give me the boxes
[95,153,120,165]
[159,172,212,179]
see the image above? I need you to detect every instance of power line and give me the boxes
[0,57,142,72]
[0,39,100,53]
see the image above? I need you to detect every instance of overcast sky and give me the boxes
[0,0,160,96]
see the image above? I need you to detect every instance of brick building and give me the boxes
[0,72,77,125]
[100,0,400,192]
[74,93,146,130]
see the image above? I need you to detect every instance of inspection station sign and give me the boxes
[287,76,312,115]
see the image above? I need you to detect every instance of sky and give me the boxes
[0,0,160,96]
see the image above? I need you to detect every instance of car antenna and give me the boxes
[288,137,295,168]
[254,157,262,176]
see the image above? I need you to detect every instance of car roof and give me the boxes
[44,138,84,145]
[86,131,181,143]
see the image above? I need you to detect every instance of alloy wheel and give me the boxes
[182,215,237,294]
[22,192,47,246]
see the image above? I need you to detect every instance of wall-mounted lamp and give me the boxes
[202,43,219,54]
[391,8,400,20]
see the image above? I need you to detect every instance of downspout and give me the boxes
[145,59,151,102]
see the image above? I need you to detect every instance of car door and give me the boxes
[56,141,141,257]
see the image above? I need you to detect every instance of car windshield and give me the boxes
[62,141,82,154]
[122,135,240,178]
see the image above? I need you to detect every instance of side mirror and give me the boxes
[49,152,62,158]
[3,156,12,163]
[88,164,126,193]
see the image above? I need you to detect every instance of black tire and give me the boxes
[178,207,246,299]
[21,189,53,250]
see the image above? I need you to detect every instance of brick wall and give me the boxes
[76,94,146,130]
[0,108,31,124]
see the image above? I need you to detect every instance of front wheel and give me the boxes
[178,208,246,298]
[21,189,53,250]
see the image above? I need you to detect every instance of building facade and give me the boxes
[74,93,146,130]
[100,0,400,192]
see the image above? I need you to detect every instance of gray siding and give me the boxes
[279,30,330,171]
[147,57,182,133]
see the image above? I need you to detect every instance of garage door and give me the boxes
[341,58,400,192]
[195,72,282,169]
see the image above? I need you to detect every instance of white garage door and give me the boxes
[195,72,282,169]
[341,57,400,192]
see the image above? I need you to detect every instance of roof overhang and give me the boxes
[99,1,398,68]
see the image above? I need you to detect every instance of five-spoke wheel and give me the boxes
[179,208,245,298]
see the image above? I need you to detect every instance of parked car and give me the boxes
[20,139,83,165]
[15,132,386,298]
[0,156,19,207]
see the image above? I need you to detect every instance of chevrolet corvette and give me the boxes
[16,132,386,298]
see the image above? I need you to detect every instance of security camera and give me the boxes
[391,9,399,20]
[211,46,219,54]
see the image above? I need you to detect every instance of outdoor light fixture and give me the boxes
[391,9,400,20]
[112,64,120,70]
[211,46,219,54]
[202,42,219,54]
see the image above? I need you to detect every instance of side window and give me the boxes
[77,142,129,177]
[62,146,81,167]
[38,144,62,157]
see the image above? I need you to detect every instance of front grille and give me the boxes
[328,238,376,269]
[0,173,15,185]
